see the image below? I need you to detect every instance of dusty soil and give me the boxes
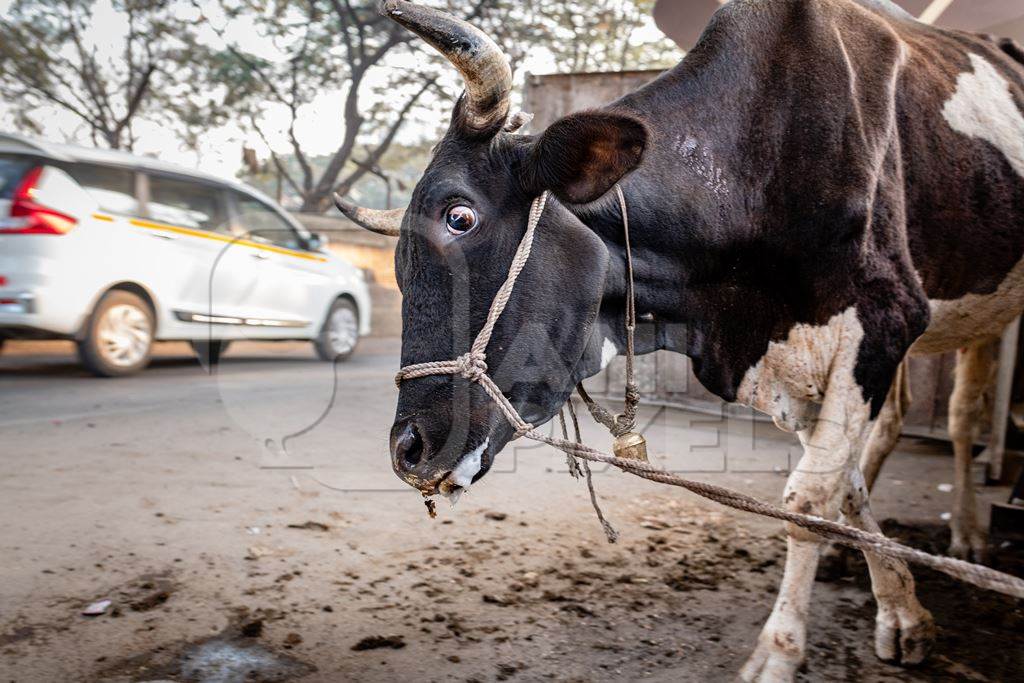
[1,340,1022,682]
[4,498,1022,683]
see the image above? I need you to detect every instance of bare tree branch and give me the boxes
[249,114,305,199]
[330,76,436,204]
[1,0,208,150]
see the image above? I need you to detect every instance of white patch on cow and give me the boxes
[600,337,618,370]
[912,258,1024,354]
[942,53,1024,178]
[444,438,488,507]
[736,307,865,432]
[450,438,487,488]
[909,55,1024,354]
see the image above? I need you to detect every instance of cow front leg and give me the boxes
[821,366,910,576]
[740,387,871,682]
[947,342,994,562]
[739,536,820,681]
[842,468,935,664]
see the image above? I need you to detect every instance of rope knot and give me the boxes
[455,352,488,382]
[611,382,641,436]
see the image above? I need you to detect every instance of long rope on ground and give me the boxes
[523,424,1024,600]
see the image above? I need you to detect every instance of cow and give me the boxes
[336,0,1024,679]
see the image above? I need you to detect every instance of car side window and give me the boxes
[233,194,302,250]
[147,175,230,233]
[63,163,139,216]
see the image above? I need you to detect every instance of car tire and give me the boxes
[315,298,359,362]
[190,340,230,368]
[77,290,154,377]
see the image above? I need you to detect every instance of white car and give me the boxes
[0,133,371,376]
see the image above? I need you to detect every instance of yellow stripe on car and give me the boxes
[123,217,327,262]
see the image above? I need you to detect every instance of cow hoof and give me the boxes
[739,640,802,682]
[875,609,935,666]
[948,532,988,564]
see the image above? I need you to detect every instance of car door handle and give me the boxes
[250,251,270,260]
[149,232,177,241]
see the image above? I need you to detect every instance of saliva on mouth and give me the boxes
[436,438,488,508]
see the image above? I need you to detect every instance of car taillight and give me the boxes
[0,166,77,235]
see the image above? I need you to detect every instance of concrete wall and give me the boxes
[524,70,664,130]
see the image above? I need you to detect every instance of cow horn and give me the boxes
[380,0,512,134]
[333,194,403,237]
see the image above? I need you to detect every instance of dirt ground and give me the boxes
[1,340,1022,682]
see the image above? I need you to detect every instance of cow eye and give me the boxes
[445,205,478,235]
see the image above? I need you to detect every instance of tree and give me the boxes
[0,0,212,151]
[488,0,678,74]
[548,0,678,72]
[203,0,493,213]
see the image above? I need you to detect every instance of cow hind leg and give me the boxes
[947,342,994,562]
[843,468,935,664]
[859,360,910,492]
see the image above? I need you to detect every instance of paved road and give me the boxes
[1,339,406,490]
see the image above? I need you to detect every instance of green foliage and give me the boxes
[241,141,430,210]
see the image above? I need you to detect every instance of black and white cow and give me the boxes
[337,0,1024,679]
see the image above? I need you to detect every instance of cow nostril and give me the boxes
[397,423,424,468]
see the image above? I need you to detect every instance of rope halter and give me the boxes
[394,187,640,444]
[394,191,550,437]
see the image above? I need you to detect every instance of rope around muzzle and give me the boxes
[394,190,1024,600]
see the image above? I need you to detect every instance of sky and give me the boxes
[0,0,670,183]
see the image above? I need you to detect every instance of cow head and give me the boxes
[338,0,646,499]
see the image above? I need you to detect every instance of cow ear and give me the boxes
[524,111,647,204]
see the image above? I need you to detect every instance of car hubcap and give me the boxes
[328,307,358,356]
[97,304,151,367]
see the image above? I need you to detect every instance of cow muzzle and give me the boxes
[389,417,493,501]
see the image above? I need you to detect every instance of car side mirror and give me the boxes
[306,232,328,252]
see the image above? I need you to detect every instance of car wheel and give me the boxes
[78,290,154,377]
[315,298,359,362]
[190,340,230,368]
